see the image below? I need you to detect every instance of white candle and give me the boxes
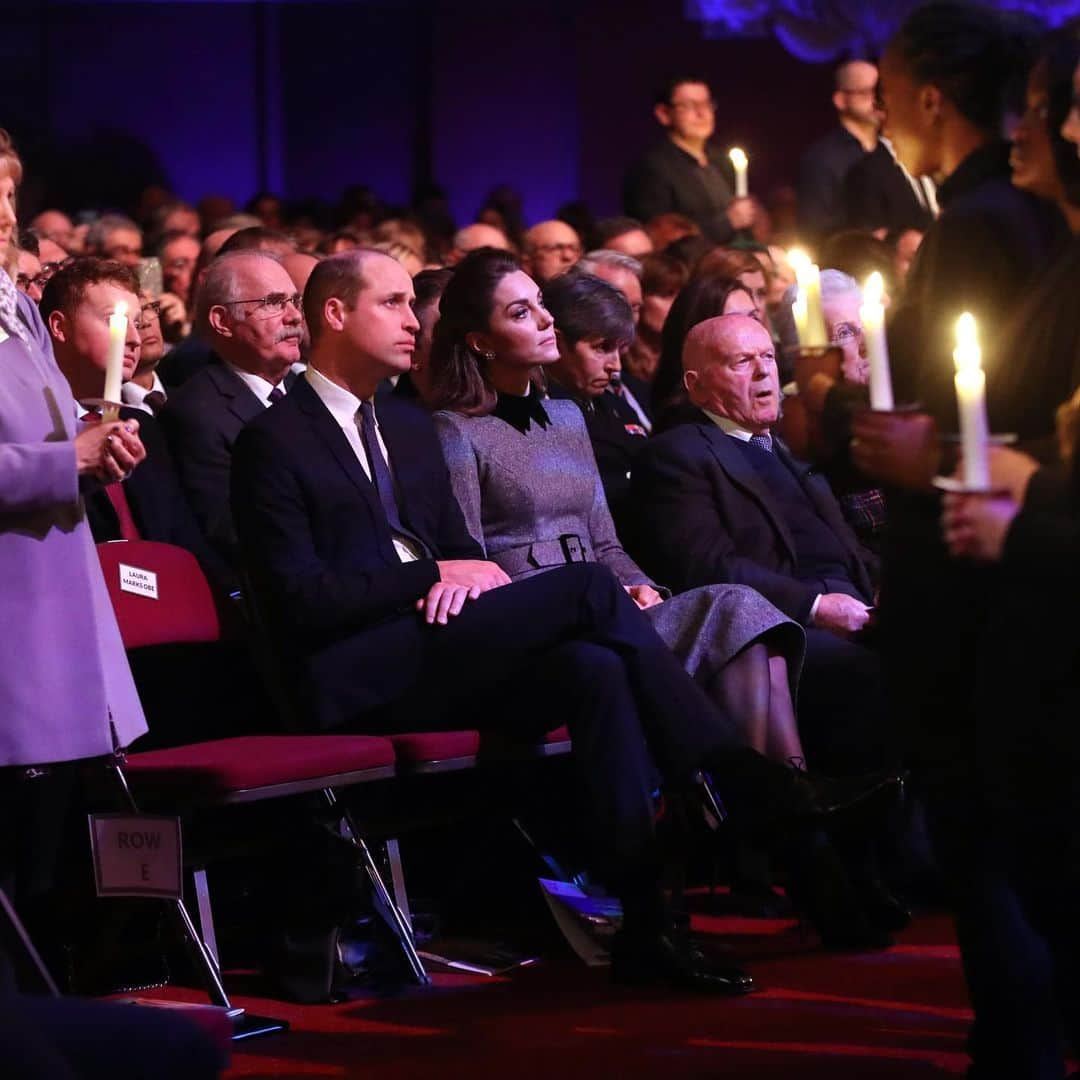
[953,312,989,489]
[729,147,748,199]
[860,271,894,410]
[788,249,827,347]
[103,301,127,422]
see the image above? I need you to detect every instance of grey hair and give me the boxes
[774,270,862,354]
[196,249,284,339]
[85,213,141,252]
[576,249,643,279]
[819,268,861,302]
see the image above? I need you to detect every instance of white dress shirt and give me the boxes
[121,372,166,414]
[304,366,422,564]
[230,366,286,408]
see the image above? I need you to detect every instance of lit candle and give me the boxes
[103,301,127,422]
[787,248,827,347]
[728,147,748,199]
[860,271,893,410]
[953,312,989,489]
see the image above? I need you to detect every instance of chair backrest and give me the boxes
[97,540,221,649]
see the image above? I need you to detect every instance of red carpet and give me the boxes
[159,910,984,1078]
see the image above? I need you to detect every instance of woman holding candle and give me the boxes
[0,129,148,986]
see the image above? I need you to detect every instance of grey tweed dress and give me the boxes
[434,399,804,719]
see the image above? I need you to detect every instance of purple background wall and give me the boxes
[6,1,836,225]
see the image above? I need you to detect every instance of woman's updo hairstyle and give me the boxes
[890,2,1038,135]
[426,247,521,415]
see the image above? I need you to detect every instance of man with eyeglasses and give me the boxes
[121,296,168,416]
[521,219,583,285]
[624,74,757,245]
[161,250,302,567]
[39,258,231,590]
[798,60,884,244]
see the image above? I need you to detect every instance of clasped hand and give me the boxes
[417,559,511,625]
[75,418,146,485]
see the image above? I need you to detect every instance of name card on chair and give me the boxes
[118,563,159,600]
[89,814,182,899]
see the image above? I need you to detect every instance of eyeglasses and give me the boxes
[133,301,162,331]
[669,98,715,114]
[533,242,582,258]
[15,272,50,292]
[221,292,303,318]
[830,323,864,346]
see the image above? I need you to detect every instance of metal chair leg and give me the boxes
[323,789,431,986]
[192,867,220,970]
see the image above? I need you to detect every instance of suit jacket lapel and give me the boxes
[698,424,798,563]
[207,362,270,429]
[373,398,426,535]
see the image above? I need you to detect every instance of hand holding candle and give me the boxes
[953,312,990,489]
[859,271,894,410]
[788,248,828,347]
[728,147,748,199]
[103,301,127,422]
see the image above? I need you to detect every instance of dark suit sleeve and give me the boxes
[1002,464,1080,588]
[632,439,819,622]
[231,422,439,636]
[134,414,238,593]
[623,159,675,227]
[160,401,239,564]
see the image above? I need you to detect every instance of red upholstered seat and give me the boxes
[97,540,221,649]
[389,730,481,766]
[125,735,396,799]
[545,726,571,744]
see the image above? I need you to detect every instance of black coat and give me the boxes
[797,125,869,243]
[159,357,274,566]
[629,420,877,624]
[623,139,736,244]
[231,376,481,729]
[84,408,236,592]
[843,141,934,235]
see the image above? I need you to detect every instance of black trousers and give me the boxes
[354,563,769,894]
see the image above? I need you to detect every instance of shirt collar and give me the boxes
[228,364,284,407]
[305,365,369,427]
[704,411,756,442]
[121,371,164,407]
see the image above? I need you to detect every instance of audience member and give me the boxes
[448,223,511,264]
[626,252,687,385]
[41,259,229,589]
[233,248,890,988]
[122,295,169,414]
[695,248,770,323]
[594,217,653,258]
[14,245,45,303]
[161,251,302,565]
[85,213,144,266]
[522,220,582,284]
[478,184,526,249]
[651,275,758,432]
[624,74,756,243]
[247,191,284,230]
[888,227,924,288]
[29,209,75,251]
[151,199,201,240]
[820,230,898,301]
[645,211,700,251]
[395,266,452,403]
[798,60,881,243]
[158,229,200,307]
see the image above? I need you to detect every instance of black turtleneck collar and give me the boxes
[492,387,551,434]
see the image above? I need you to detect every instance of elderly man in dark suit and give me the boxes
[631,314,887,778]
[160,250,302,567]
[231,249,876,994]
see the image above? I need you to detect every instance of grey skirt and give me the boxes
[644,584,805,702]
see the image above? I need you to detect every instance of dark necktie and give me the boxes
[143,390,166,415]
[267,386,285,405]
[749,432,774,454]
[357,400,430,557]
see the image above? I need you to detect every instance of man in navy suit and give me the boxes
[231,250,869,994]
[160,251,302,567]
[630,315,887,777]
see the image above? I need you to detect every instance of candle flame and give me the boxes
[728,147,748,169]
[787,248,811,273]
[863,271,884,306]
[954,312,981,373]
[112,301,127,319]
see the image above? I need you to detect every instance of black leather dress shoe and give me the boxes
[856,878,913,934]
[790,767,905,821]
[610,928,756,995]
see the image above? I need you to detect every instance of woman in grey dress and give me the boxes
[424,248,810,765]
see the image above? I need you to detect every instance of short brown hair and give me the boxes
[39,257,139,323]
[695,247,766,282]
[302,248,391,345]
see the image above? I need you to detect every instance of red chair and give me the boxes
[96,541,429,1030]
